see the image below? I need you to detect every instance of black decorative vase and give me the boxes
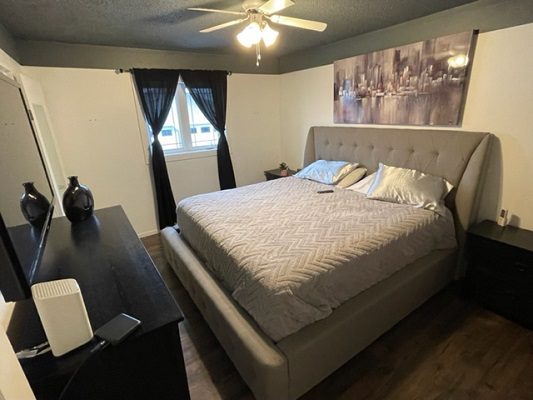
[20,182,51,228]
[62,176,94,223]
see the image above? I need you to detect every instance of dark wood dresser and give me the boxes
[467,220,533,329]
[7,206,190,399]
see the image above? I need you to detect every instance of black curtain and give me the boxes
[180,70,236,190]
[133,69,180,229]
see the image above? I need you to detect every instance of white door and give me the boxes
[0,297,35,400]
[0,327,36,399]
[20,74,66,215]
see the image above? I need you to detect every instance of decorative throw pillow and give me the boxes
[366,163,453,213]
[345,172,377,194]
[336,167,367,189]
[294,160,358,184]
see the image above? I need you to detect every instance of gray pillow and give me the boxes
[336,167,367,188]
[367,163,453,213]
[294,160,358,184]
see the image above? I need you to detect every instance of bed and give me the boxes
[161,126,492,400]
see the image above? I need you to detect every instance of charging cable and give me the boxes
[56,338,109,399]
[16,341,51,359]
[15,337,108,360]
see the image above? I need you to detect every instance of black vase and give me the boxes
[62,176,94,223]
[20,182,51,228]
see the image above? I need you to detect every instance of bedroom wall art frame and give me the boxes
[334,31,477,126]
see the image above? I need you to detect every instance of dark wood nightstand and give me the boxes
[466,220,533,329]
[264,168,296,181]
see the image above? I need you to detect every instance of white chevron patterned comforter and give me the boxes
[177,177,457,341]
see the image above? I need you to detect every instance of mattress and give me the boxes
[177,177,456,341]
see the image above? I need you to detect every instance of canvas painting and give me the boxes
[334,31,475,126]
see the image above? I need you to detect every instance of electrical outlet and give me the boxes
[497,208,508,227]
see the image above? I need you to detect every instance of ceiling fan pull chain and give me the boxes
[256,43,262,67]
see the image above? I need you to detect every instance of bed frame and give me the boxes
[161,126,492,400]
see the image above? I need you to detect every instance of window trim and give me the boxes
[175,84,193,151]
[159,82,220,156]
[164,148,218,163]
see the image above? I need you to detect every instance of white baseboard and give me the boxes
[138,229,159,238]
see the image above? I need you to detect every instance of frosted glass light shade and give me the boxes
[261,23,279,47]
[237,22,262,47]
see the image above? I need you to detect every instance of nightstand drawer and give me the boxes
[472,269,533,328]
[515,297,533,328]
[473,253,533,286]
[471,269,518,312]
[467,221,533,330]
[469,237,533,286]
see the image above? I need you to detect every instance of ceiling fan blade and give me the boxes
[188,7,246,16]
[200,18,247,33]
[258,0,295,15]
[270,15,327,32]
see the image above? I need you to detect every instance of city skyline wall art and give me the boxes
[334,31,476,126]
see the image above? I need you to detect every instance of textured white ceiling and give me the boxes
[0,0,478,56]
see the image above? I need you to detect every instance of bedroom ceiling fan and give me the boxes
[188,0,327,66]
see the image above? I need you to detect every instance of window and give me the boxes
[161,127,174,137]
[157,82,219,155]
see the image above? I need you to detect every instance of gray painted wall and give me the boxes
[8,0,533,74]
[16,41,280,74]
[0,23,18,62]
[279,0,533,73]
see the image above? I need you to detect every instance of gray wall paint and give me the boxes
[16,41,280,74]
[0,23,19,62]
[9,0,533,74]
[279,0,533,73]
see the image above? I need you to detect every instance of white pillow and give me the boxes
[345,172,377,194]
[295,160,358,184]
[366,163,453,213]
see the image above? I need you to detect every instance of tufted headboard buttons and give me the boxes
[303,126,492,249]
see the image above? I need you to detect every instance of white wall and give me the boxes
[23,68,282,234]
[227,74,281,186]
[22,67,159,236]
[461,23,533,228]
[280,22,533,230]
[279,65,332,168]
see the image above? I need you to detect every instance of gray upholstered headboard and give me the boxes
[303,126,492,246]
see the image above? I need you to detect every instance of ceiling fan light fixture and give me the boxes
[237,22,262,47]
[192,1,326,65]
[261,23,278,47]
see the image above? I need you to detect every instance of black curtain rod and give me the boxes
[114,68,232,75]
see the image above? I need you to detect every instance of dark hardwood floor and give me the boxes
[141,234,533,400]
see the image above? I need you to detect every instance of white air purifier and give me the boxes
[31,279,93,357]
